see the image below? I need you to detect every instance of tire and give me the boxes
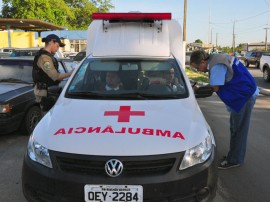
[255,61,260,69]
[21,106,42,135]
[244,60,249,68]
[263,67,270,82]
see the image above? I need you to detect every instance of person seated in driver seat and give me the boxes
[104,71,123,91]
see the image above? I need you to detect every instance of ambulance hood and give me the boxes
[34,97,210,156]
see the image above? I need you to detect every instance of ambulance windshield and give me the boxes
[66,58,189,99]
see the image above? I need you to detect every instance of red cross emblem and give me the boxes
[104,106,145,122]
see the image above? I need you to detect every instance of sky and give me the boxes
[112,0,270,47]
[1,0,270,47]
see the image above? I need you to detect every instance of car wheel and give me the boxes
[255,61,260,69]
[263,67,270,82]
[21,106,41,135]
[244,60,249,67]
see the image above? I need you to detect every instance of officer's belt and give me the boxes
[36,82,48,90]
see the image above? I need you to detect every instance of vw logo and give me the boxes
[105,159,123,177]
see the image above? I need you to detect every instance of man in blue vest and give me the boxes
[190,49,259,170]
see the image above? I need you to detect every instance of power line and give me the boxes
[210,10,270,24]
[212,23,268,36]
[236,24,267,35]
[238,10,270,22]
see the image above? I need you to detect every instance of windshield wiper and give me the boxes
[119,92,180,99]
[0,78,31,84]
[67,91,181,99]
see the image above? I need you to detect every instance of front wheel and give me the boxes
[21,106,42,135]
[244,60,249,68]
[263,67,270,82]
[255,61,260,69]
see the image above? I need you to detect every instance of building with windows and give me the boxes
[242,42,270,52]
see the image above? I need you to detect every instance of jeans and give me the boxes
[227,96,256,164]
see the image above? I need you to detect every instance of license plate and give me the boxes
[84,184,143,202]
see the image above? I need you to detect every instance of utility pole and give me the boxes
[216,33,218,48]
[232,20,236,52]
[211,28,213,45]
[208,1,211,45]
[183,0,187,42]
[183,0,187,68]
[264,27,269,51]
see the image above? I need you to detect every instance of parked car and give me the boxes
[71,50,86,69]
[9,47,64,58]
[0,57,72,135]
[10,47,39,57]
[63,51,78,59]
[0,47,15,58]
[244,50,270,68]
[233,51,245,62]
[73,50,86,62]
[259,55,270,82]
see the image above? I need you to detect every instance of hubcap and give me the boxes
[29,110,41,131]
[263,70,269,80]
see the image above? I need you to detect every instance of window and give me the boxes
[66,58,188,100]
[0,60,33,83]
[69,40,87,52]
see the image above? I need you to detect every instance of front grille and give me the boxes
[55,154,177,177]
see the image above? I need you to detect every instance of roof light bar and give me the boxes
[92,13,172,21]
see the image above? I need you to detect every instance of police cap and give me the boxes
[42,34,65,47]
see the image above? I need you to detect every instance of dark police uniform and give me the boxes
[33,49,60,112]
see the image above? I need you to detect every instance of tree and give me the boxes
[1,0,74,26]
[220,46,232,54]
[64,0,113,30]
[0,0,113,30]
[91,0,113,12]
[195,39,203,44]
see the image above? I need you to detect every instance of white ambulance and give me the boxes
[22,13,217,202]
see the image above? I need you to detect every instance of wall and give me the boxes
[0,30,87,53]
[0,31,35,48]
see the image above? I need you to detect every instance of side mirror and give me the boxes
[194,86,213,98]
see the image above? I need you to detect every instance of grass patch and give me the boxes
[185,67,209,83]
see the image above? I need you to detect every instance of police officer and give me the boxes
[33,34,73,114]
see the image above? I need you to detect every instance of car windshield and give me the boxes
[66,58,189,100]
[10,50,39,57]
[0,60,33,83]
[262,52,270,56]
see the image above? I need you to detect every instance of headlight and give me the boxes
[27,135,52,168]
[0,104,11,113]
[179,132,213,170]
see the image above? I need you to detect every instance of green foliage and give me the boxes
[0,0,114,30]
[185,67,209,83]
[220,44,244,54]
[195,39,203,44]
[220,46,232,54]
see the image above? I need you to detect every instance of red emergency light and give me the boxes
[92,13,172,21]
